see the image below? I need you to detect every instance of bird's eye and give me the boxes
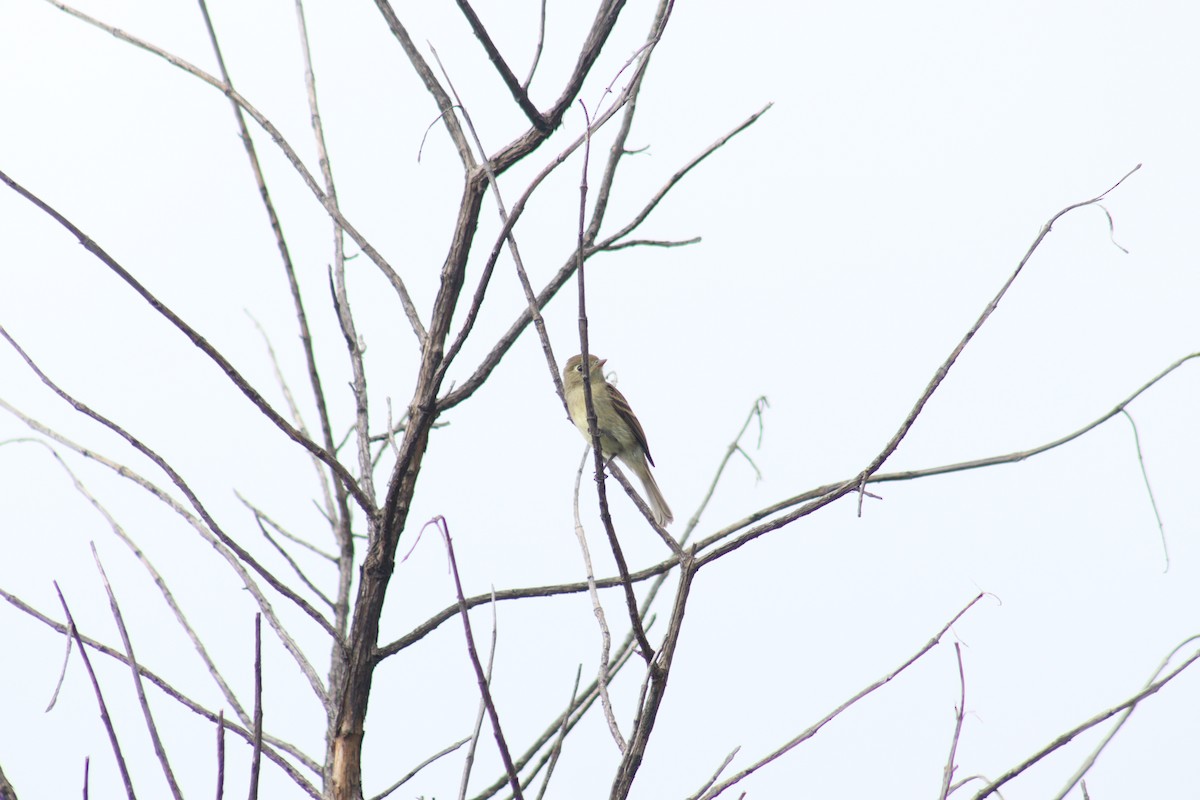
[575,364,583,372]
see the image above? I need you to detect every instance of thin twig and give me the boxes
[971,642,1200,799]
[1,586,327,790]
[686,748,742,800]
[522,0,548,90]
[574,98,655,663]
[1120,409,1168,571]
[92,544,184,800]
[430,517,524,800]
[200,0,345,542]
[428,45,565,409]
[0,329,335,703]
[45,0,428,343]
[244,312,340,530]
[694,165,1145,568]
[300,0,378,556]
[217,709,226,800]
[610,552,697,799]
[14,435,260,730]
[54,583,138,800]
[572,449,626,752]
[0,401,330,711]
[698,350,1199,560]
[460,589,502,800]
[598,236,701,251]
[594,104,773,250]
[235,492,337,562]
[700,594,986,800]
[439,99,767,412]
[371,0,475,166]
[452,0,547,131]
[534,666,582,800]
[468,623,645,800]
[369,737,471,800]
[1051,634,1200,800]
[0,174,374,515]
[382,343,1195,665]
[938,643,967,800]
[247,505,337,610]
[249,614,264,800]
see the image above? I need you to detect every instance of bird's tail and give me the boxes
[624,455,673,527]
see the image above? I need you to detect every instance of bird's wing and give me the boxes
[607,383,655,467]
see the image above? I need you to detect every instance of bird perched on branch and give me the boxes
[563,354,673,527]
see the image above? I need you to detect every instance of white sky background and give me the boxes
[1,1,1198,798]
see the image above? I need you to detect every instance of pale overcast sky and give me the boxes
[2,2,1199,799]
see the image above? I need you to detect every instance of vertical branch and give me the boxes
[1119,409,1168,571]
[216,709,227,800]
[611,555,697,799]
[54,583,138,800]
[522,0,548,90]
[91,544,183,800]
[249,614,264,800]
[458,588,501,800]
[428,46,565,407]
[534,666,583,800]
[430,517,523,800]
[938,643,967,800]
[574,101,654,661]
[195,0,354,554]
[291,0,374,517]
[572,451,627,752]
[451,0,547,131]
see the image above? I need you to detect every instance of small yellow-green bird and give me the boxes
[564,354,673,527]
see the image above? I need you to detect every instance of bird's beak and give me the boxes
[597,359,607,368]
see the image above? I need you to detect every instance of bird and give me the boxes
[563,354,673,527]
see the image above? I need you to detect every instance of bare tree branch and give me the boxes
[431,517,523,800]
[574,99,654,663]
[0,174,374,516]
[533,666,582,800]
[694,165,1144,567]
[971,640,1200,800]
[522,0,548,90]
[369,737,471,800]
[452,0,547,131]
[572,449,626,752]
[439,100,769,412]
[1051,634,1200,800]
[197,0,348,567]
[41,0,429,345]
[460,589,502,800]
[91,545,184,800]
[1120,408,1168,571]
[702,350,1199,557]
[611,553,697,799]
[469,624,645,800]
[0,589,322,788]
[216,710,226,800]
[938,643,967,800]
[54,584,137,800]
[3,435,255,729]
[249,614,264,800]
[371,0,474,166]
[699,594,986,800]
[0,327,340,689]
